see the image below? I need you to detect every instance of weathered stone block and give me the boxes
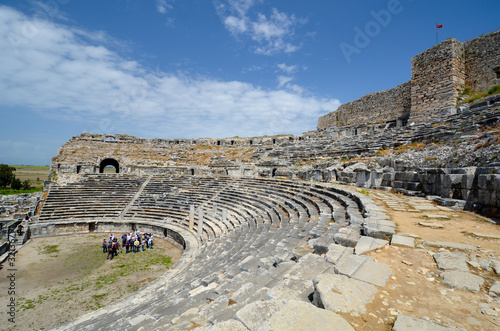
[354,236,388,255]
[312,273,378,317]
[259,299,355,331]
[433,251,469,272]
[440,270,484,293]
[390,235,415,248]
[235,299,283,331]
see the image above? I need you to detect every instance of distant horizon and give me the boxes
[1,1,499,165]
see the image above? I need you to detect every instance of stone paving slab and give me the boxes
[265,277,313,303]
[354,236,388,255]
[423,241,478,252]
[312,273,378,317]
[351,257,393,287]
[334,254,369,277]
[440,270,485,293]
[433,251,469,272]
[392,313,463,330]
[335,254,393,287]
[235,299,284,331]
[390,234,415,248]
[418,222,445,229]
[471,232,500,240]
[324,243,354,264]
[258,299,355,331]
[423,214,450,220]
[284,253,331,280]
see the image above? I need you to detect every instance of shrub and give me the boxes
[11,177,22,190]
[22,180,31,190]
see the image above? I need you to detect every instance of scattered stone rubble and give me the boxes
[0,192,41,220]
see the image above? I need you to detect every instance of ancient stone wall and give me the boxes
[51,132,296,181]
[317,81,411,130]
[465,30,500,93]
[332,165,500,218]
[409,38,465,123]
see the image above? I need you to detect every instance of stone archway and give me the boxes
[99,158,120,173]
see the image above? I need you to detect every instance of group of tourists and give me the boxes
[102,231,154,260]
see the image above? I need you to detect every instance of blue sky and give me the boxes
[0,0,499,165]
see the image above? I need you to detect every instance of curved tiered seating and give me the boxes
[38,174,387,330]
[39,174,145,221]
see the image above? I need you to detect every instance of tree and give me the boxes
[22,180,31,190]
[0,164,16,187]
[11,177,22,190]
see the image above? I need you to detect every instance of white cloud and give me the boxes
[156,0,174,14]
[277,63,297,74]
[224,15,247,34]
[216,1,305,55]
[277,75,293,88]
[0,6,339,140]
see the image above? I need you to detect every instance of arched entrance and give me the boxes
[99,158,120,173]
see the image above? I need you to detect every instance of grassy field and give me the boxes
[12,165,50,188]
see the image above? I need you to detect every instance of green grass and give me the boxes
[40,245,60,255]
[2,165,50,191]
[0,187,43,195]
[460,84,500,104]
[359,189,370,195]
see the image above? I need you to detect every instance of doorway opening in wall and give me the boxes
[89,223,96,232]
[99,158,119,173]
[494,67,500,79]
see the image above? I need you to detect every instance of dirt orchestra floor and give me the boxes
[0,233,182,331]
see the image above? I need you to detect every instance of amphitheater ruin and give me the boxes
[3,31,500,330]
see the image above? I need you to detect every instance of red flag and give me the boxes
[436,24,443,28]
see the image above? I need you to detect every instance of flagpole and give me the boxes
[436,23,438,44]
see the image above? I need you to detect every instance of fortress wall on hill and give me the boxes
[317,81,411,130]
[465,30,500,94]
[409,38,466,123]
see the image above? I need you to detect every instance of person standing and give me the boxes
[102,239,108,253]
[134,238,140,253]
[141,238,146,252]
